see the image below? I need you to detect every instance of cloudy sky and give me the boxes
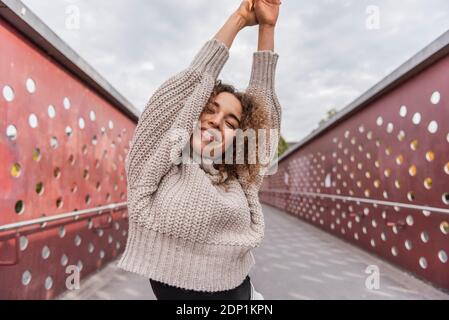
[21,0,449,142]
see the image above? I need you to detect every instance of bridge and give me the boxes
[1,0,448,300]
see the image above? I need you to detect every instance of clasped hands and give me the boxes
[235,0,281,28]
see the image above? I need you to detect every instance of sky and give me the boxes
[21,0,449,142]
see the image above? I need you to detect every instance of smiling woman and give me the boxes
[189,80,271,185]
[117,0,282,300]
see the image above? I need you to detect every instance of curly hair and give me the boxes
[201,80,271,187]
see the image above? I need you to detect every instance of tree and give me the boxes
[277,135,289,157]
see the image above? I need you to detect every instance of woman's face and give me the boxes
[191,92,242,160]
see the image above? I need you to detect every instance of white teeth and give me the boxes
[202,130,221,143]
[202,130,213,142]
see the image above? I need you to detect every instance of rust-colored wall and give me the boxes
[0,17,135,299]
[261,51,449,291]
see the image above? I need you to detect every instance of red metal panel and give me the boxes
[0,17,134,299]
[261,51,449,291]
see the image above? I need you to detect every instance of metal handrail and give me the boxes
[261,189,449,215]
[0,202,128,233]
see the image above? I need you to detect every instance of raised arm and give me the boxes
[237,0,282,238]
[243,0,282,186]
[125,1,259,195]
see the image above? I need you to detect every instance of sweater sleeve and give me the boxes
[125,38,230,193]
[237,51,281,238]
[240,50,282,192]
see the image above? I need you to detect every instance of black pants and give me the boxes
[149,275,251,300]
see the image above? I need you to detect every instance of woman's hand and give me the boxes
[235,0,258,28]
[254,0,281,27]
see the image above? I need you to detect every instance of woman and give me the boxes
[117,0,282,300]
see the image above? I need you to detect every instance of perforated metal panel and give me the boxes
[261,46,449,291]
[0,17,134,299]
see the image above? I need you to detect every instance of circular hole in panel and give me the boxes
[399,105,407,117]
[41,245,50,259]
[391,247,398,257]
[408,165,417,176]
[419,257,428,269]
[63,97,71,110]
[48,105,56,118]
[74,235,82,246]
[71,183,78,193]
[428,121,438,134]
[11,163,21,178]
[22,270,32,286]
[410,140,418,151]
[441,221,449,234]
[3,85,15,101]
[15,200,25,215]
[424,178,433,189]
[32,148,41,161]
[56,197,63,208]
[44,276,53,290]
[28,114,38,128]
[430,91,441,104]
[6,124,17,140]
[438,250,448,263]
[425,151,435,162]
[108,120,114,130]
[50,136,58,149]
[407,191,415,202]
[79,117,85,129]
[442,193,449,205]
[19,236,28,251]
[386,123,394,133]
[35,182,44,195]
[406,215,414,226]
[420,231,429,243]
[65,126,73,137]
[26,78,36,93]
[376,116,383,126]
[444,162,449,175]
[54,167,61,179]
[58,226,66,238]
[68,154,75,165]
[412,113,421,125]
[405,240,412,251]
[90,110,96,121]
[83,169,89,180]
[60,254,68,266]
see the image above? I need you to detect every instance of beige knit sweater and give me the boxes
[117,38,281,292]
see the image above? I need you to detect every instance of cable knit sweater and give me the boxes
[117,38,281,292]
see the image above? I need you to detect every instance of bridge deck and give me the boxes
[58,205,449,300]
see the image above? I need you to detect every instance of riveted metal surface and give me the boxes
[261,44,449,291]
[0,17,135,299]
